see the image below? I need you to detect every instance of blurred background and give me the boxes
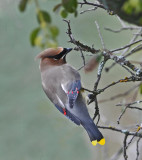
[0,0,142,160]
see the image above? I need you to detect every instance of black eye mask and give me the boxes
[47,48,72,59]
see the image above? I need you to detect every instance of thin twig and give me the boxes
[116,105,142,111]
[117,16,126,28]
[80,7,97,14]
[136,138,141,160]
[121,65,135,76]
[95,21,105,49]
[105,27,140,33]
[111,39,142,53]
[82,87,94,93]
[78,0,106,10]
[126,106,142,111]
[116,100,142,107]
[88,76,142,104]
[104,27,142,72]
[117,105,129,124]
[93,97,100,125]
[98,126,142,138]
[103,51,142,76]
[64,19,100,54]
[100,76,140,94]
[80,49,86,66]
[99,83,140,103]
[121,28,142,56]
[123,134,128,160]
[125,44,142,58]
[94,59,106,90]
[126,131,139,149]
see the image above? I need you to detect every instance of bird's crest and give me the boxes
[35,47,63,60]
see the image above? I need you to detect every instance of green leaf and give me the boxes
[19,0,28,12]
[53,3,62,12]
[37,10,51,24]
[30,28,41,46]
[62,0,78,13]
[139,83,142,94]
[122,0,142,15]
[35,36,43,47]
[50,26,59,38]
[60,9,68,18]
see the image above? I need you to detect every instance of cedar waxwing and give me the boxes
[36,47,105,146]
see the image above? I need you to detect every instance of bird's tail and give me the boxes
[82,120,105,146]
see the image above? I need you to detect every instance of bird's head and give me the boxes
[35,47,72,63]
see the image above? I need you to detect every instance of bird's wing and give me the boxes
[55,82,81,125]
[42,65,81,125]
[42,83,81,126]
[55,104,81,125]
[61,80,81,108]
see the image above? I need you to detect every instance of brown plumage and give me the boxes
[35,47,63,60]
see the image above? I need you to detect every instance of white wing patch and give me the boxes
[61,83,68,93]
[56,94,65,108]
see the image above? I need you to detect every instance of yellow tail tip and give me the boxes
[91,140,97,146]
[97,138,105,145]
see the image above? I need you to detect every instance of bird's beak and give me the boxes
[64,48,72,54]
[62,48,72,61]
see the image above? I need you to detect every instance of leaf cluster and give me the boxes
[19,0,78,48]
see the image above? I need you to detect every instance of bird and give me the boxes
[36,47,105,146]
